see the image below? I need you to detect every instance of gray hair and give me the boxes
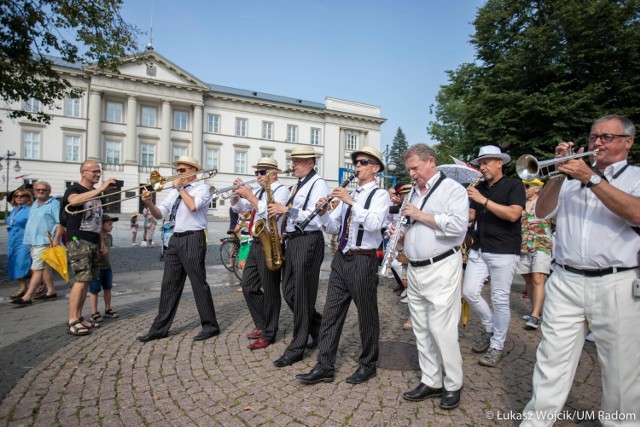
[402,143,437,163]
[33,180,51,191]
[592,114,635,137]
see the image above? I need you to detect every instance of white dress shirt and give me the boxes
[232,180,290,231]
[321,180,390,251]
[403,172,469,261]
[157,180,211,233]
[545,160,640,268]
[285,173,330,233]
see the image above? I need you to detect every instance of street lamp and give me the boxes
[1,150,22,220]
[381,146,397,188]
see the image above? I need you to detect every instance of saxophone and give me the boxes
[251,169,290,271]
[378,183,415,277]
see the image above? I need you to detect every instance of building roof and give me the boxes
[208,84,325,110]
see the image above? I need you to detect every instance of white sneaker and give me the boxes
[131,243,138,246]
[400,297,408,304]
[400,289,407,298]
[586,331,595,342]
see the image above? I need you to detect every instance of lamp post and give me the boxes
[1,150,22,220]
[381,146,397,189]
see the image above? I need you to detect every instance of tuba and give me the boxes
[250,169,290,271]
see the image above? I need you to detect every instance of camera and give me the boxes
[109,179,124,188]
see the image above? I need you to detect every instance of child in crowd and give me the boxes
[236,211,252,270]
[89,214,120,322]
[130,213,139,246]
[146,216,157,247]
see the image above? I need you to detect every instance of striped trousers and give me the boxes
[281,231,324,359]
[316,251,380,372]
[147,230,219,335]
[241,241,282,341]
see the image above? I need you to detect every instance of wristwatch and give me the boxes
[586,174,602,188]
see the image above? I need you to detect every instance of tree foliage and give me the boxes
[388,127,411,185]
[428,0,640,167]
[0,0,140,124]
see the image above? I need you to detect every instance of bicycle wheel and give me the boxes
[234,260,243,281]
[219,239,239,272]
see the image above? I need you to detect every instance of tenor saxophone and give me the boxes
[251,169,290,271]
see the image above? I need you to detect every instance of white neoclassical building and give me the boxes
[1,49,385,215]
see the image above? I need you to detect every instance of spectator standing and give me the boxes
[89,214,120,322]
[146,216,157,247]
[11,181,62,305]
[6,189,33,300]
[130,213,139,246]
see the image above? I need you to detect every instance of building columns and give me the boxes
[125,95,137,164]
[87,90,102,161]
[192,104,203,162]
[160,100,172,167]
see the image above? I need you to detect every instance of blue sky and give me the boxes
[120,0,485,150]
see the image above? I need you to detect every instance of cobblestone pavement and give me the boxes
[0,220,602,426]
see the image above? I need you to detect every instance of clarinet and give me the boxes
[294,170,360,233]
[378,184,414,277]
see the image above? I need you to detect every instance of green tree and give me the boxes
[388,127,411,186]
[0,0,140,124]
[428,0,640,167]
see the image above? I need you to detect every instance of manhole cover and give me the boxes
[376,341,419,370]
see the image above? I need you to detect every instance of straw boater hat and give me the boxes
[350,146,385,172]
[173,155,203,171]
[252,157,281,172]
[101,214,119,223]
[290,146,318,158]
[523,178,544,187]
[470,145,511,166]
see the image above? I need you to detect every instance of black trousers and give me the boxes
[316,251,380,372]
[241,241,282,341]
[148,230,219,335]
[281,231,324,359]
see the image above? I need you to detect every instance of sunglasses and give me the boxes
[254,170,268,176]
[176,168,191,173]
[354,159,378,166]
[82,169,102,174]
[13,194,27,198]
[34,188,49,192]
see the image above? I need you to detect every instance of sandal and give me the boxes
[10,289,26,300]
[104,308,119,318]
[90,312,104,323]
[68,320,91,336]
[79,316,101,329]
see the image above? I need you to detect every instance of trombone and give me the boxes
[65,168,218,215]
[516,149,599,181]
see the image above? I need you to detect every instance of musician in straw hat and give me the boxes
[137,156,220,342]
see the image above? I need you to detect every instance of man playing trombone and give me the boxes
[230,157,290,350]
[297,146,389,385]
[137,156,220,342]
[521,115,640,426]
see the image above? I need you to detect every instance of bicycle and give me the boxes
[219,236,243,281]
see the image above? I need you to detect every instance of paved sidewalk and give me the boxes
[0,219,602,426]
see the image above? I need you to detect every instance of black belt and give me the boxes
[558,264,637,277]
[172,230,203,237]
[342,249,377,256]
[284,230,322,241]
[409,247,460,268]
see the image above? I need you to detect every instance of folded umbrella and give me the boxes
[40,232,69,283]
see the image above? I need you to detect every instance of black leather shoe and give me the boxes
[296,366,335,384]
[403,383,444,401]
[136,332,168,343]
[345,366,376,384]
[440,388,462,409]
[193,329,220,341]
[273,354,303,368]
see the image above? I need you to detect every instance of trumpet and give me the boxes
[65,168,218,215]
[211,179,258,200]
[516,149,600,181]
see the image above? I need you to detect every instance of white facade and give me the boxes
[0,50,385,214]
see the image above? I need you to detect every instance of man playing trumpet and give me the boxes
[230,157,290,350]
[137,156,220,342]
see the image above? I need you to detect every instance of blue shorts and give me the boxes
[89,268,113,294]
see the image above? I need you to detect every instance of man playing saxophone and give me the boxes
[231,157,290,350]
[296,146,389,385]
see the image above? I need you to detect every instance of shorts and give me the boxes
[516,251,552,275]
[89,268,113,294]
[29,245,52,271]
[68,239,100,282]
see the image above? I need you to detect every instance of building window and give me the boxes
[235,118,247,137]
[64,135,81,162]
[141,106,157,127]
[345,133,358,150]
[106,101,123,123]
[262,121,273,140]
[64,97,81,117]
[24,98,41,113]
[287,125,298,142]
[173,110,188,130]
[234,151,247,174]
[105,140,121,164]
[140,143,156,167]
[260,151,274,159]
[207,114,220,133]
[205,147,219,170]
[311,128,320,146]
[23,131,41,159]
[172,146,188,162]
